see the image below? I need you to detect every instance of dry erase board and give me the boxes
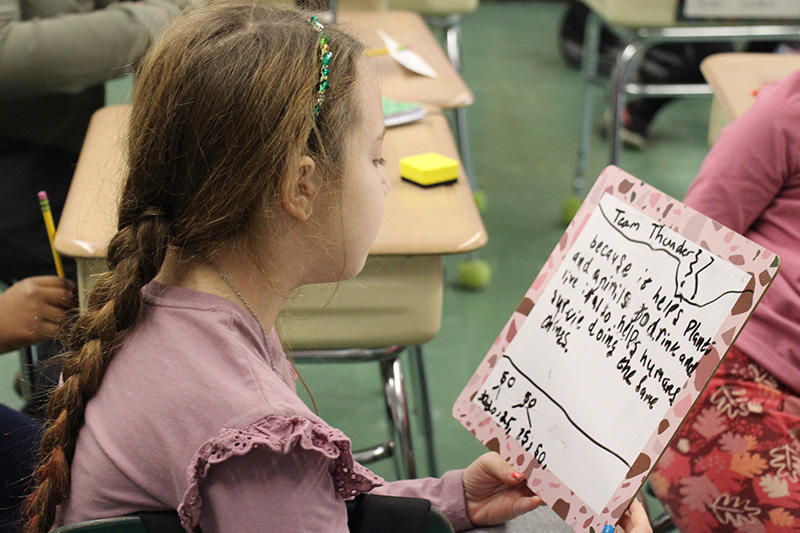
[678,0,800,21]
[453,166,780,532]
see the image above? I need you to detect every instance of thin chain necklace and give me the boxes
[206,260,280,377]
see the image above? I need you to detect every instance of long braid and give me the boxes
[23,211,171,533]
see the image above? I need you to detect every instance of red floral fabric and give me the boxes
[651,347,800,532]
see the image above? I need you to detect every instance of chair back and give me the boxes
[52,516,146,533]
[346,494,455,533]
[53,511,183,533]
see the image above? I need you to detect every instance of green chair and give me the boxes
[53,511,182,533]
[53,516,147,533]
[52,496,454,533]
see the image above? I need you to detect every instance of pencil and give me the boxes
[364,46,407,58]
[38,190,65,279]
[365,47,389,57]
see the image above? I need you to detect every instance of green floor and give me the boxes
[0,0,711,526]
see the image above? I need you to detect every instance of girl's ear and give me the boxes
[281,155,320,221]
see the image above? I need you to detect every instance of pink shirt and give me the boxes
[684,69,800,394]
[60,282,472,532]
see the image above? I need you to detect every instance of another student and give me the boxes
[23,4,652,532]
[651,70,800,529]
[0,0,193,283]
[0,276,73,532]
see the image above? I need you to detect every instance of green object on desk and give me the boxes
[383,97,426,127]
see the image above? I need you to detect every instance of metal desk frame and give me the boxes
[573,11,800,197]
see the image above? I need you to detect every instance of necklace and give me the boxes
[206,260,280,377]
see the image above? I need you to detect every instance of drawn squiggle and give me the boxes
[597,202,752,308]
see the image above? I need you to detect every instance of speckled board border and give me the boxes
[453,166,780,532]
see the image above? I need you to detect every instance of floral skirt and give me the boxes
[650,346,800,533]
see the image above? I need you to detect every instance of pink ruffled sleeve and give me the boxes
[177,415,383,532]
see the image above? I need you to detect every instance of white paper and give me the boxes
[376,29,438,79]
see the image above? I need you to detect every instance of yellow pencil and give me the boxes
[38,190,65,279]
[364,46,407,58]
[365,47,389,57]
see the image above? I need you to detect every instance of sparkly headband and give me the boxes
[309,16,332,119]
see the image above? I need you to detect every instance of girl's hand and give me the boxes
[463,452,542,527]
[0,276,75,353]
[463,453,653,533]
[616,499,652,533]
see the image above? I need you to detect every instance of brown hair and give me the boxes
[24,3,364,531]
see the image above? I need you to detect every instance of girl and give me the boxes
[23,3,651,532]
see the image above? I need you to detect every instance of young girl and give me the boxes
[24,3,650,532]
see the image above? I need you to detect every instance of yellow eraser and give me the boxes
[399,152,459,187]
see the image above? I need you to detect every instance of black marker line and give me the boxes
[596,201,753,309]
[500,355,631,469]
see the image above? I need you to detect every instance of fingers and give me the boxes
[478,452,527,485]
[512,491,543,516]
[38,279,76,308]
[23,276,76,309]
[617,500,652,533]
[34,316,62,339]
[42,284,76,309]
[37,302,70,325]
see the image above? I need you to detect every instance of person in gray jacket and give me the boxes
[0,0,194,419]
[0,0,192,284]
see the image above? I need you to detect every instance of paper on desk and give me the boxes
[377,29,438,79]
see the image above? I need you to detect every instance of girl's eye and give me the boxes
[374,157,386,167]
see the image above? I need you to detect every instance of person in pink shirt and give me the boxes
[651,69,800,531]
[22,3,652,533]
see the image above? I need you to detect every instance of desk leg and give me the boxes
[574,11,602,198]
[410,344,437,477]
[609,40,649,165]
[381,354,417,479]
[76,257,109,310]
[445,19,477,192]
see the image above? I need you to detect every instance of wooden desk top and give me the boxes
[339,10,473,108]
[54,105,486,259]
[701,53,800,121]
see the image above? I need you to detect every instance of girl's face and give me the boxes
[335,63,390,279]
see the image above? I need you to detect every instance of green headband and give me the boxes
[309,16,333,119]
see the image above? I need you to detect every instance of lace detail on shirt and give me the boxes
[177,415,384,531]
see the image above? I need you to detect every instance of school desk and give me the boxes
[54,105,485,316]
[570,0,800,201]
[340,10,473,109]
[341,9,478,186]
[701,53,800,145]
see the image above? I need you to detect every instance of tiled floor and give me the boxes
[0,2,715,529]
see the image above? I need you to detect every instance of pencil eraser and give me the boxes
[400,152,458,188]
[38,191,48,201]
